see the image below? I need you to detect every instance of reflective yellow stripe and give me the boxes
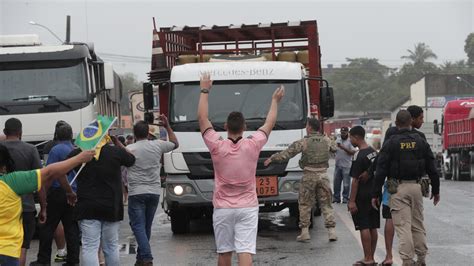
[36,169,42,191]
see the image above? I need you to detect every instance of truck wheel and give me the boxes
[293,206,314,229]
[170,208,190,234]
[470,152,474,182]
[443,166,452,180]
[452,154,459,181]
[313,202,322,217]
[289,203,299,218]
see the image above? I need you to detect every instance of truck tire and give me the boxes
[289,203,299,218]
[470,152,474,182]
[170,208,190,234]
[291,204,314,229]
[313,201,322,217]
[443,166,452,180]
[452,154,460,181]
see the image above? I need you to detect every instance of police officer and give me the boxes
[265,118,337,242]
[372,110,440,266]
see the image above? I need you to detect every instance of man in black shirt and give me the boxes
[348,126,379,266]
[380,105,428,265]
[1,118,43,266]
[384,105,427,143]
[372,110,440,266]
[69,136,135,266]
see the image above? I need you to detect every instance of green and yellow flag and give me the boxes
[75,115,116,151]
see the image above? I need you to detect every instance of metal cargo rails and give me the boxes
[148,19,323,118]
[447,117,474,149]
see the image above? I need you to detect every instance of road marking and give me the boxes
[334,205,402,265]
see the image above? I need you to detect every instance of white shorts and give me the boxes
[212,206,259,254]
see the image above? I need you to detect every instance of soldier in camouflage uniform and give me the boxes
[265,118,337,242]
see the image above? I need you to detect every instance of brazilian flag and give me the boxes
[75,115,116,150]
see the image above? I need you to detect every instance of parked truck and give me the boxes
[0,34,122,152]
[146,20,334,233]
[441,98,474,181]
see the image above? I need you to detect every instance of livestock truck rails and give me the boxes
[146,20,334,233]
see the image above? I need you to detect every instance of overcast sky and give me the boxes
[1,0,473,81]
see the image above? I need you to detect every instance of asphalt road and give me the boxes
[26,160,474,265]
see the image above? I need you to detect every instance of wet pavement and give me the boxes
[26,160,474,265]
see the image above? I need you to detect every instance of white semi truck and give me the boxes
[147,21,334,233]
[0,34,121,152]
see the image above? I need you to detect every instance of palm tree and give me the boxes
[401,43,437,66]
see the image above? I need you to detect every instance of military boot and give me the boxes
[296,227,310,242]
[415,256,426,266]
[328,227,337,241]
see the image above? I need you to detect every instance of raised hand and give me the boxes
[200,72,213,90]
[272,85,285,103]
[159,114,170,128]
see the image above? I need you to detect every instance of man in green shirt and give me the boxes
[0,144,94,266]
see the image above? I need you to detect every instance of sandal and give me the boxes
[380,260,393,266]
[353,260,377,266]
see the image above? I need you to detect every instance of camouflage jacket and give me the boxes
[270,132,336,169]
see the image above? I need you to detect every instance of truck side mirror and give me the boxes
[103,63,115,90]
[143,82,154,111]
[320,86,334,118]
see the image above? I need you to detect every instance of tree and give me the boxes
[326,58,406,112]
[439,60,474,74]
[465,33,474,67]
[401,42,437,66]
[119,73,143,115]
[399,43,439,86]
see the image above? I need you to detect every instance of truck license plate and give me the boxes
[256,176,278,197]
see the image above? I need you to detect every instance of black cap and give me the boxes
[341,126,349,132]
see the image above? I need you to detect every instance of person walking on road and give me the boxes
[0,145,94,266]
[198,73,284,266]
[126,119,178,266]
[1,118,44,266]
[41,120,70,263]
[347,126,379,266]
[265,118,338,242]
[379,105,429,266]
[372,110,440,266]
[30,123,81,266]
[68,136,135,266]
[333,126,356,204]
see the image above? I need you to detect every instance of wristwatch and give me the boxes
[200,89,210,94]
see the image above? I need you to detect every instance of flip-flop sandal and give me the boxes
[380,261,393,266]
[353,261,377,266]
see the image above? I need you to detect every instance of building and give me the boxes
[390,74,474,123]
[389,73,474,153]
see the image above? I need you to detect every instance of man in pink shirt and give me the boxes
[198,73,284,266]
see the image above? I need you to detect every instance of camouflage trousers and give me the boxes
[298,169,336,229]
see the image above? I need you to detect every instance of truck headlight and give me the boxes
[174,185,184,196]
[169,184,195,196]
[293,181,300,191]
[281,181,293,192]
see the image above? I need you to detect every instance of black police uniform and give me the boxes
[372,128,440,264]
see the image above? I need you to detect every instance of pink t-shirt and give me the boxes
[203,128,268,209]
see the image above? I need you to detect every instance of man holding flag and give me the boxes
[68,116,136,266]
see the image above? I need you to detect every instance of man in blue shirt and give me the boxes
[31,123,80,266]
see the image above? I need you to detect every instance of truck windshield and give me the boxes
[170,80,306,130]
[0,60,87,103]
